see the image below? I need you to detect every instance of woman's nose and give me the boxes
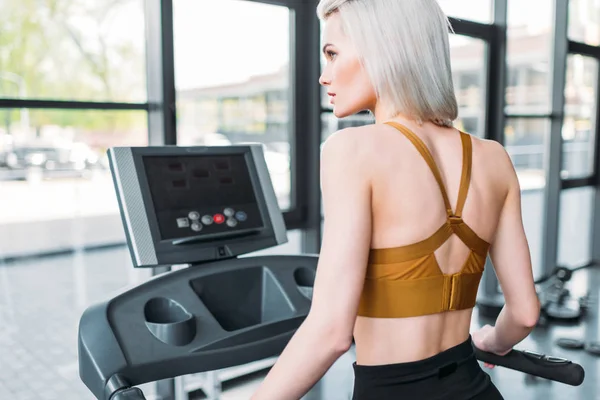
[319,71,330,86]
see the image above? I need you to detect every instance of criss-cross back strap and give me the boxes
[455,131,472,217]
[384,121,473,218]
[385,121,453,216]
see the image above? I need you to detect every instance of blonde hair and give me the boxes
[317,0,458,127]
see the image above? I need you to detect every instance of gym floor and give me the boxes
[0,246,598,400]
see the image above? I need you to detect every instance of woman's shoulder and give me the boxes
[469,136,519,193]
[319,125,381,184]
[470,136,514,170]
[321,124,378,156]
[321,124,514,170]
[321,123,387,155]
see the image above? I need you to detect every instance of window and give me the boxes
[504,118,551,275]
[568,0,600,46]
[506,0,554,114]
[0,0,146,103]
[449,35,487,137]
[0,0,150,396]
[557,186,595,267]
[173,0,291,211]
[0,109,147,258]
[504,118,549,176]
[562,55,598,179]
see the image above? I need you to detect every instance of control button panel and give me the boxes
[176,207,249,234]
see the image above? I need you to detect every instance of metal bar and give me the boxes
[562,177,595,189]
[297,1,322,253]
[504,113,557,119]
[283,209,306,230]
[161,0,177,146]
[146,1,177,397]
[568,40,600,59]
[0,98,149,110]
[476,0,509,320]
[541,0,569,276]
[479,0,508,306]
[287,7,301,226]
[146,0,177,147]
[449,17,494,41]
[486,1,508,144]
[320,107,370,115]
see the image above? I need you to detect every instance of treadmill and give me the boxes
[78,144,585,400]
[78,144,317,399]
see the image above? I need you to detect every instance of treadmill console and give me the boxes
[108,145,287,267]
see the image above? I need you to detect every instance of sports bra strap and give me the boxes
[455,131,472,217]
[384,121,453,216]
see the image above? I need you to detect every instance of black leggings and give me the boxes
[352,336,504,400]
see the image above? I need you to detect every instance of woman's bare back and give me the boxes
[353,119,514,365]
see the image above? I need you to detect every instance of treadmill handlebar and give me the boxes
[101,346,584,400]
[109,387,146,400]
[473,346,585,386]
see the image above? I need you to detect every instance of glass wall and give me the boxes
[0,0,146,103]
[503,0,555,275]
[568,0,600,46]
[0,1,151,398]
[0,109,147,258]
[562,55,598,179]
[557,186,594,267]
[173,0,292,211]
[505,0,553,115]
[555,0,600,273]
[504,118,550,274]
[449,35,488,137]
[0,0,148,258]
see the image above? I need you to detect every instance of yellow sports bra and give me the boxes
[357,121,490,318]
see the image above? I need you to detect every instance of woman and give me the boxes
[252,0,540,399]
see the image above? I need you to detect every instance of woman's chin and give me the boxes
[333,107,351,119]
[332,103,368,119]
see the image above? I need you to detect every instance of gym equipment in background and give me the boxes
[478,260,597,326]
[535,261,596,326]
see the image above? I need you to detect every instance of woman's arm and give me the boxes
[474,142,540,355]
[251,128,373,400]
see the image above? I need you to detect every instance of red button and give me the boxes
[213,214,225,224]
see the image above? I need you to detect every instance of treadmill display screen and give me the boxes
[142,154,264,241]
